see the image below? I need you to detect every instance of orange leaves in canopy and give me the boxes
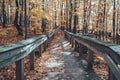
[30,8,52,21]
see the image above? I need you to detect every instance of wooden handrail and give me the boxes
[64,30,120,80]
[0,35,47,69]
[0,30,57,80]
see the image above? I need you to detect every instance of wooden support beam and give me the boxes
[46,40,48,47]
[44,41,47,51]
[16,59,24,80]
[71,38,74,48]
[78,44,83,58]
[75,41,77,51]
[78,44,81,53]
[70,37,71,44]
[64,34,67,39]
[108,68,116,80]
[30,51,35,70]
[87,49,93,70]
[39,45,42,56]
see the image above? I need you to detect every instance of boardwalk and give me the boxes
[0,34,107,80]
[40,34,100,80]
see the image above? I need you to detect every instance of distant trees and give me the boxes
[0,0,120,41]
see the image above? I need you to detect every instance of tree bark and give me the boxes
[24,0,27,39]
[14,0,23,36]
[66,0,69,31]
[113,0,116,43]
[2,0,6,27]
[69,0,73,32]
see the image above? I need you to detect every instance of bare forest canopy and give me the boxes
[0,0,120,37]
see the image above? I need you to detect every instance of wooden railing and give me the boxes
[64,30,120,80]
[0,30,58,80]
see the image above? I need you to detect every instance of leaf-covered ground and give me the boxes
[0,26,23,45]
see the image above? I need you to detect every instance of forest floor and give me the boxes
[0,33,108,80]
[0,26,52,45]
[0,26,23,45]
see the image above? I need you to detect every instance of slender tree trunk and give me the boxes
[41,0,46,33]
[54,2,57,29]
[113,0,116,43]
[103,0,106,40]
[2,0,6,27]
[69,0,73,32]
[96,0,101,39]
[60,3,64,30]
[83,0,88,34]
[8,1,11,24]
[73,0,78,33]
[105,9,108,40]
[66,0,69,31]
[19,0,23,27]
[24,0,27,38]
[87,0,92,24]
[14,0,23,35]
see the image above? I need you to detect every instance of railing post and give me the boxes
[78,44,83,58]
[16,59,24,80]
[71,38,74,48]
[75,41,77,51]
[39,45,42,56]
[70,37,72,44]
[68,35,69,41]
[44,41,47,51]
[108,68,116,80]
[64,33,66,39]
[73,39,76,49]
[46,40,49,47]
[41,45,43,53]
[30,51,35,70]
[78,43,80,53]
[69,36,71,42]
[87,49,93,70]
[74,41,77,51]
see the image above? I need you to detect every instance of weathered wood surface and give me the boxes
[0,29,58,69]
[0,35,47,69]
[64,30,120,80]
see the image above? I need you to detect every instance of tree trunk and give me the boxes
[66,0,69,31]
[87,0,92,24]
[41,0,46,33]
[96,0,101,39]
[14,0,23,36]
[113,0,116,43]
[24,0,27,39]
[83,0,88,34]
[2,0,6,27]
[69,0,73,32]
[54,2,57,29]
[73,0,78,33]
[103,0,106,40]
